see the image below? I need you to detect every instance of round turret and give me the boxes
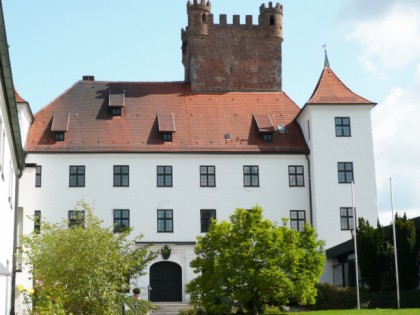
[187,0,211,36]
[258,2,283,39]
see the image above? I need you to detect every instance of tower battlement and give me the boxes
[182,1,284,92]
[260,2,283,14]
[187,0,211,13]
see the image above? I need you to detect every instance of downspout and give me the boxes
[10,168,23,315]
[306,154,313,226]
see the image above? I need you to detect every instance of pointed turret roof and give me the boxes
[307,64,374,105]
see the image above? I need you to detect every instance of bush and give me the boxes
[312,283,420,310]
[311,283,356,310]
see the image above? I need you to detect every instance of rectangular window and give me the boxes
[110,107,121,116]
[157,209,173,232]
[243,165,259,187]
[340,207,354,230]
[162,132,172,142]
[200,209,216,233]
[338,162,353,183]
[34,210,41,233]
[113,209,130,232]
[262,133,272,142]
[55,132,65,142]
[335,117,351,137]
[35,166,42,187]
[69,166,85,187]
[157,166,172,187]
[68,210,85,228]
[114,165,129,187]
[290,210,306,231]
[200,166,215,187]
[288,165,304,187]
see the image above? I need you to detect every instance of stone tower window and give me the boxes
[202,13,207,23]
[270,15,275,26]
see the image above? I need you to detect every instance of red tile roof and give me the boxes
[307,67,374,105]
[26,81,308,154]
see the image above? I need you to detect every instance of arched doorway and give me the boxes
[149,261,182,302]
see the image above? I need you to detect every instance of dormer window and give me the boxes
[55,132,65,142]
[110,107,121,116]
[109,90,125,116]
[51,112,70,142]
[158,114,176,143]
[162,132,172,142]
[262,133,272,143]
[253,114,274,142]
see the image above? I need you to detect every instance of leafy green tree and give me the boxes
[20,201,157,315]
[357,218,393,291]
[393,213,419,290]
[186,206,325,315]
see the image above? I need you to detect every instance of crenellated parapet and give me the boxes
[187,0,211,36]
[182,1,284,91]
[187,0,211,13]
[259,2,283,38]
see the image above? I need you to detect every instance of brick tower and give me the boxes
[182,1,283,92]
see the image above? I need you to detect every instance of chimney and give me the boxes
[82,75,95,81]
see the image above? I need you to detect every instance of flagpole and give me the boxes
[351,180,360,309]
[390,178,400,309]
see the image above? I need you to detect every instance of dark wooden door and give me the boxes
[150,262,182,302]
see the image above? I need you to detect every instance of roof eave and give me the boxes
[0,6,25,171]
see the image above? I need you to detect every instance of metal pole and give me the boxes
[390,178,400,309]
[351,181,360,309]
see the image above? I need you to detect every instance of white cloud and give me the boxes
[342,1,420,224]
[372,66,420,223]
[346,3,420,77]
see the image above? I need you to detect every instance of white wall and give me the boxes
[18,152,312,300]
[19,153,311,239]
[298,105,378,249]
[0,84,20,314]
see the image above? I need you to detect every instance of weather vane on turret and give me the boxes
[322,43,330,68]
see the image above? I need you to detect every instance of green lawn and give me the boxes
[283,310,420,315]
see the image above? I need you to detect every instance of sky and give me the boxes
[3,0,420,225]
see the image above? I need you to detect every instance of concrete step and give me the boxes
[151,302,190,315]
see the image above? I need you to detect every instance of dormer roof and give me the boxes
[158,114,176,133]
[109,90,125,107]
[307,67,374,105]
[253,114,274,133]
[51,112,70,132]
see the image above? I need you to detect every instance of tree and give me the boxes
[393,213,419,290]
[20,201,157,315]
[186,206,325,315]
[357,218,393,291]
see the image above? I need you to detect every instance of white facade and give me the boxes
[0,88,17,315]
[18,153,311,301]
[298,104,378,283]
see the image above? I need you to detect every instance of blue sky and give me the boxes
[3,0,420,223]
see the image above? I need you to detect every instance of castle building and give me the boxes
[0,3,28,314]
[16,0,378,303]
